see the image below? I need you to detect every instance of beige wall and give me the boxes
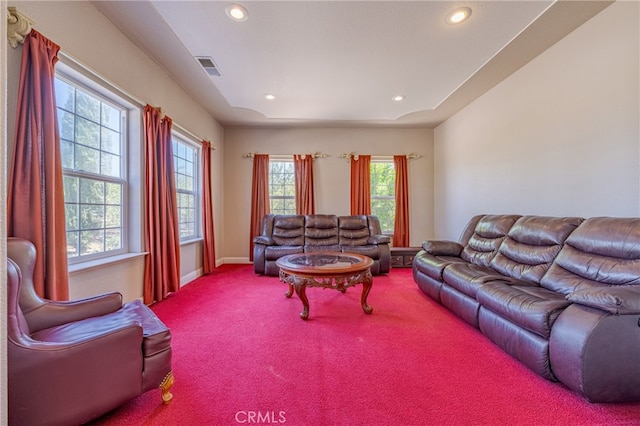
[6,1,225,301]
[223,127,434,261]
[434,1,640,240]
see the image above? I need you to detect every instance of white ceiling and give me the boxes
[92,1,613,128]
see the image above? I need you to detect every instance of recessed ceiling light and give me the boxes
[393,95,405,102]
[226,4,248,22]
[446,7,472,25]
[264,94,276,100]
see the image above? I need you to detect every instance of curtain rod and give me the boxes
[339,153,422,162]
[56,52,215,150]
[243,152,329,159]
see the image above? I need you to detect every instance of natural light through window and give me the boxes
[173,135,200,240]
[56,75,127,261]
[269,160,296,215]
[370,159,396,233]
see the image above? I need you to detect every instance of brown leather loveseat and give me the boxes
[254,214,391,276]
[413,215,640,403]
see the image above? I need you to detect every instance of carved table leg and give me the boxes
[285,283,293,298]
[160,371,174,404]
[360,273,373,315]
[294,284,310,320]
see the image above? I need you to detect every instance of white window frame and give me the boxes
[269,156,296,215]
[56,71,129,263]
[370,157,396,234]
[172,133,202,242]
[56,59,143,267]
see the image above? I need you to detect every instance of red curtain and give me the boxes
[393,155,410,247]
[7,30,69,300]
[294,154,315,215]
[249,154,270,261]
[143,105,180,304]
[350,155,371,215]
[201,140,216,274]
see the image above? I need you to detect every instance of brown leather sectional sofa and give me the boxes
[253,214,391,276]
[413,215,640,402]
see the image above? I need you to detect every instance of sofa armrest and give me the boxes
[253,236,275,246]
[368,235,391,245]
[421,240,463,257]
[566,286,640,315]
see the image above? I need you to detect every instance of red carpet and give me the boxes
[92,265,640,425]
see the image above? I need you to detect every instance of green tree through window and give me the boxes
[173,136,200,240]
[55,75,126,261]
[269,160,296,215]
[370,160,395,233]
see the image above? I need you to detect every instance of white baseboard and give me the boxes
[181,268,203,286]
[221,257,252,264]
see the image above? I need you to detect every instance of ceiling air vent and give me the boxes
[195,56,221,77]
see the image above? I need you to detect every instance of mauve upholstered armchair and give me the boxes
[7,238,174,426]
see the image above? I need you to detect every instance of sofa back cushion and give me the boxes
[339,215,370,246]
[461,215,520,267]
[490,216,583,283]
[271,215,305,246]
[305,215,339,246]
[541,217,640,294]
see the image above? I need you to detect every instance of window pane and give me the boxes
[172,136,200,240]
[76,117,100,148]
[100,152,121,178]
[105,205,121,227]
[63,176,79,202]
[269,160,296,215]
[80,230,104,255]
[55,79,75,111]
[65,204,79,231]
[76,90,100,122]
[105,183,121,205]
[101,127,120,155]
[66,231,79,258]
[80,205,105,230]
[370,161,396,233]
[105,228,122,251]
[75,145,101,174]
[61,140,74,169]
[101,103,121,131]
[80,179,104,204]
[58,110,75,141]
[57,74,127,261]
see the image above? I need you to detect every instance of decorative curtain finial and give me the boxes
[7,7,34,48]
[339,152,357,162]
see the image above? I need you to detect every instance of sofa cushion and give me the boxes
[339,215,370,246]
[566,286,640,315]
[443,263,510,297]
[541,217,640,294]
[461,215,520,267]
[342,245,380,260]
[272,215,305,246]
[476,282,570,339]
[413,252,467,280]
[304,214,339,246]
[490,216,583,284]
[304,245,341,253]
[265,245,304,260]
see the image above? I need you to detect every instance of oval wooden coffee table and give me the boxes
[276,252,374,320]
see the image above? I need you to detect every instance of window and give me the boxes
[370,159,396,233]
[269,160,296,215]
[55,75,127,261]
[173,135,200,240]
